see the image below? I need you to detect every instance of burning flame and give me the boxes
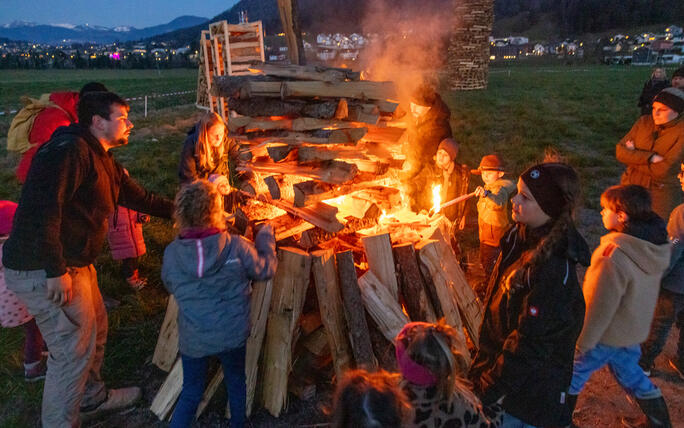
[432,184,441,214]
[248,68,263,74]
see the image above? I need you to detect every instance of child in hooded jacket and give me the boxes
[162,180,277,428]
[569,184,672,427]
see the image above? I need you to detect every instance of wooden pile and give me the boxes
[447,0,494,90]
[210,62,411,244]
[149,227,483,420]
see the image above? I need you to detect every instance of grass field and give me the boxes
[0,64,682,427]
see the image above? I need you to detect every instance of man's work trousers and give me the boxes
[5,265,108,427]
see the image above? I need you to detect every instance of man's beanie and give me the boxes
[520,163,578,219]
[437,138,459,161]
[653,87,684,114]
[79,82,108,98]
[673,66,684,79]
[0,200,18,235]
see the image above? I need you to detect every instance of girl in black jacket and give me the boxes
[178,112,229,188]
[469,162,590,427]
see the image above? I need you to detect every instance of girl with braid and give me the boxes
[469,162,591,428]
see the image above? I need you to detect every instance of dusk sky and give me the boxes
[0,0,239,28]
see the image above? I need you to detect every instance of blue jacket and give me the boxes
[161,226,277,358]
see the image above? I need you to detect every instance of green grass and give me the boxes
[0,64,676,426]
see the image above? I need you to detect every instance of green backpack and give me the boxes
[7,94,70,153]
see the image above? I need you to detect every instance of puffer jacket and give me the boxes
[477,178,516,247]
[161,226,277,358]
[107,205,146,261]
[16,92,79,183]
[616,115,684,219]
[578,216,671,352]
[470,222,590,427]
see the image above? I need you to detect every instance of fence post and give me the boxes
[144,96,148,118]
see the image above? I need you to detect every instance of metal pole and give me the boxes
[144,95,148,117]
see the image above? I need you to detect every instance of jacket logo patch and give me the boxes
[530,169,540,179]
[529,306,539,317]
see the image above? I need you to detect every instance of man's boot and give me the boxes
[621,396,672,428]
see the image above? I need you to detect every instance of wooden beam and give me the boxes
[242,80,396,101]
[239,159,358,185]
[362,125,406,144]
[235,127,367,145]
[267,198,344,233]
[227,97,343,119]
[277,0,305,65]
[358,270,409,342]
[246,279,273,415]
[261,248,311,417]
[263,175,282,199]
[152,296,179,372]
[393,243,437,323]
[361,233,399,302]
[250,62,360,82]
[229,115,364,133]
[335,250,377,370]
[311,249,353,380]
[150,357,182,421]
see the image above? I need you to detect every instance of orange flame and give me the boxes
[432,184,441,214]
[248,68,263,74]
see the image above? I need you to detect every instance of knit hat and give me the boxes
[0,200,18,235]
[471,154,505,175]
[437,138,459,161]
[672,66,684,79]
[520,163,578,219]
[652,87,684,114]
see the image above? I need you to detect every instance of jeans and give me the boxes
[170,346,247,428]
[640,289,684,369]
[501,412,539,428]
[570,344,661,399]
[5,265,108,427]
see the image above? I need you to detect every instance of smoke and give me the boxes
[358,0,457,102]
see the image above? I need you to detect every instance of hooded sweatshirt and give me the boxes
[577,217,672,352]
[161,226,276,358]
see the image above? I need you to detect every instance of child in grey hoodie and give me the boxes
[162,180,277,428]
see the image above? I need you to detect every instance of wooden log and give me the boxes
[293,179,391,208]
[246,279,274,416]
[268,213,314,241]
[227,97,342,119]
[277,0,305,65]
[236,127,367,145]
[211,74,277,98]
[393,243,437,322]
[297,146,369,163]
[361,233,399,302]
[239,159,358,185]
[266,144,294,162]
[152,296,179,372]
[300,206,380,249]
[262,247,312,417]
[230,115,362,133]
[299,311,322,336]
[335,250,377,370]
[311,248,353,379]
[195,367,228,420]
[242,80,397,101]
[301,327,331,357]
[425,229,483,348]
[150,357,182,421]
[362,125,406,144]
[251,62,361,82]
[347,104,380,124]
[264,175,282,199]
[358,270,409,342]
[267,199,344,233]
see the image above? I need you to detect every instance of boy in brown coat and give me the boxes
[568,185,672,427]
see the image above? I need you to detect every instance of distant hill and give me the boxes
[0,16,209,44]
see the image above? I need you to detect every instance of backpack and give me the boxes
[6,94,71,154]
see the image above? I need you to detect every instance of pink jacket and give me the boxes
[107,205,146,260]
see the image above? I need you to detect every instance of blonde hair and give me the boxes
[195,112,226,171]
[401,320,477,404]
[174,179,224,230]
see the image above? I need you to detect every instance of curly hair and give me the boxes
[332,369,408,428]
[173,179,224,230]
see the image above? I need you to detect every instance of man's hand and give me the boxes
[46,273,73,306]
[625,140,635,150]
[650,154,664,163]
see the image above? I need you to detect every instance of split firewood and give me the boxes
[152,296,179,372]
[347,103,380,124]
[248,62,361,82]
[229,115,363,134]
[265,145,294,162]
[267,213,314,241]
[246,280,274,415]
[393,243,437,323]
[357,270,409,342]
[335,250,378,370]
[297,146,369,163]
[263,175,282,199]
[301,327,331,357]
[300,209,380,249]
[311,248,353,379]
[239,159,358,185]
[211,74,277,98]
[362,125,407,144]
[236,127,367,145]
[299,311,323,336]
[267,199,344,233]
[262,248,311,417]
[362,233,400,302]
[150,357,183,421]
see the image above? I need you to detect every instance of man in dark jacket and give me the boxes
[2,91,173,427]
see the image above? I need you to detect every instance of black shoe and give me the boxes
[621,396,672,428]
